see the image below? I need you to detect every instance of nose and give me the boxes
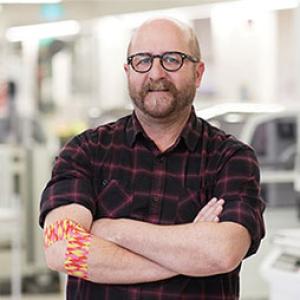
[148,57,166,80]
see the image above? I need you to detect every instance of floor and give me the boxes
[2,296,62,300]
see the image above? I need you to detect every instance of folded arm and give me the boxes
[44,204,177,284]
[92,212,250,277]
[43,198,224,283]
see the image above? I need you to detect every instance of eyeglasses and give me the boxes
[127,51,199,73]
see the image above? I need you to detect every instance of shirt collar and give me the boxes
[126,107,202,152]
[126,111,144,147]
[180,107,202,152]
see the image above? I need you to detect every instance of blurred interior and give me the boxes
[1,0,300,299]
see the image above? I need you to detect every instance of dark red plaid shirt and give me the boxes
[40,108,265,300]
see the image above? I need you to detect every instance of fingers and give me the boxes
[193,197,225,223]
[193,197,217,222]
[194,198,223,223]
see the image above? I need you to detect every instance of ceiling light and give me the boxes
[241,0,299,11]
[0,0,61,3]
[6,20,80,42]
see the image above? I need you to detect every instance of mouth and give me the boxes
[148,88,169,92]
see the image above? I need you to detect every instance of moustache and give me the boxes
[143,80,177,93]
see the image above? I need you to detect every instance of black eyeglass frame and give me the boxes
[127,51,200,73]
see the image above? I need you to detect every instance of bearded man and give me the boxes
[40,17,265,300]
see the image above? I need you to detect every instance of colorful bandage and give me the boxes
[64,230,92,279]
[44,219,86,248]
[43,219,92,280]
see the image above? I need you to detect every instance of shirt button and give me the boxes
[157,157,165,163]
[153,196,159,202]
[102,179,109,186]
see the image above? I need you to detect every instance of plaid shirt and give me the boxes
[40,108,265,300]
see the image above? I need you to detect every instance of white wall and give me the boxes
[211,2,277,102]
[293,5,300,102]
[277,9,298,103]
[95,16,131,111]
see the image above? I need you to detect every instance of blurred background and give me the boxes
[0,0,300,299]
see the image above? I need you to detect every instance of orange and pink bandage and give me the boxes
[44,219,92,280]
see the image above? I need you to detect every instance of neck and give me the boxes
[135,106,192,152]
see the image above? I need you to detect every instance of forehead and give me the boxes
[130,21,191,54]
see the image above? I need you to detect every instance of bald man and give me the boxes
[40,18,265,300]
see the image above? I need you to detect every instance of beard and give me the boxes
[128,77,196,119]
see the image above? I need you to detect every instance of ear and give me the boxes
[124,63,129,75]
[194,62,205,88]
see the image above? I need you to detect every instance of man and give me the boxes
[39,17,265,299]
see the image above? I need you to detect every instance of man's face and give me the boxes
[124,21,204,120]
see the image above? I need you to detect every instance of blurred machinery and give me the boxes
[0,145,23,299]
[202,103,300,210]
[0,141,57,296]
[241,111,298,208]
[0,80,59,296]
[261,229,300,300]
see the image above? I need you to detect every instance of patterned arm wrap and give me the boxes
[44,219,92,280]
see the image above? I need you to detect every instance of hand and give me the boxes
[193,197,224,223]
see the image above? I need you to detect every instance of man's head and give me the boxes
[124,17,205,120]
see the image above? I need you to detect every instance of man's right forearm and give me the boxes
[44,204,177,284]
[45,233,177,284]
[88,234,177,284]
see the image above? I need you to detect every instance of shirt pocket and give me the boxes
[95,179,133,218]
[175,188,203,224]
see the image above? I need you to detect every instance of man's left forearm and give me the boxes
[91,218,250,277]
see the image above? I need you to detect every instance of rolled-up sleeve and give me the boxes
[214,146,265,257]
[39,131,97,228]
